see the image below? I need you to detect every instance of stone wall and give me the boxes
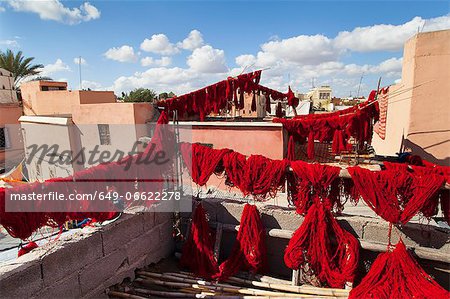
[184,198,449,288]
[0,211,174,299]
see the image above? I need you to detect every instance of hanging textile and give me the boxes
[287,161,341,215]
[287,135,296,161]
[384,161,449,224]
[265,93,271,114]
[286,86,299,108]
[274,91,380,159]
[349,241,449,299]
[373,87,389,140]
[251,91,257,112]
[348,166,444,224]
[242,155,289,201]
[179,143,232,186]
[275,102,283,118]
[222,151,248,190]
[284,202,359,288]
[180,203,219,279]
[0,112,171,240]
[214,204,267,281]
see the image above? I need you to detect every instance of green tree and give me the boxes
[0,49,44,86]
[120,88,157,103]
[158,91,176,100]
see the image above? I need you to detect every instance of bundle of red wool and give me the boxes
[349,241,449,299]
[180,203,219,279]
[214,204,267,281]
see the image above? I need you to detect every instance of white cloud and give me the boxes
[177,29,204,50]
[187,45,228,73]
[334,15,450,52]
[81,80,102,90]
[140,56,172,67]
[140,34,179,55]
[0,39,20,47]
[235,54,256,67]
[260,34,339,65]
[39,59,71,76]
[7,0,100,25]
[0,6,5,12]
[73,57,87,65]
[104,45,138,63]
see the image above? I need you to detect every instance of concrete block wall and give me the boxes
[0,211,174,299]
[189,198,449,288]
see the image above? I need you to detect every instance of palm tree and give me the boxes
[0,49,43,87]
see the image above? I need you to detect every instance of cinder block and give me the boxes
[0,260,43,299]
[217,201,245,225]
[33,272,80,299]
[101,213,145,255]
[126,226,160,265]
[79,248,128,296]
[337,216,367,239]
[41,233,103,286]
[200,198,221,222]
[362,221,419,247]
[260,206,303,231]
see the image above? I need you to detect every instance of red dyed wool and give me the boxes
[284,202,359,288]
[242,155,289,201]
[288,161,341,215]
[180,203,219,279]
[180,143,232,186]
[287,135,296,161]
[214,204,267,281]
[18,241,38,257]
[222,151,248,190]
[349,240,449,299]
[348,166,444,224]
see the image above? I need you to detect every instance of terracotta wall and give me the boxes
[372,30,450,166]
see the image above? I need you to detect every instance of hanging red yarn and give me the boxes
[180,203,219,279]
[349,240,449,299]
[179,143,232,186]
[284,202,359,288]
[214,204,267,281]
[384,161,449,224]
[287,135,296,161]
[348,166,444,224]
[265,93,271,113]
[222,151,248,190]
[286,86,299,108]
[18,241,39,257]
[242,155,289,201]
[288,161,341,215]
[274,90,380,158]
[251,91,257,112]
[275,102,283,118]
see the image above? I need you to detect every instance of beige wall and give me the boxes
[0,68,17,104]
[0,105,23,167]
[372,30,450,166]
[20,81,116,116]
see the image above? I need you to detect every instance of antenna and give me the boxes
[357,72,364,98]
[79,56,82,90]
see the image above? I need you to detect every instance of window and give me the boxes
[0,127,10,149]
[98,124,111,145]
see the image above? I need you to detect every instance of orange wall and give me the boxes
[20,81,116,116]
[178,122,285,190]
[372,30,450,165]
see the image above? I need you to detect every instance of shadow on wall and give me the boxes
[401,135,450,166]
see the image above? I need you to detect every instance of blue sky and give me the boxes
[0,1,449,97]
